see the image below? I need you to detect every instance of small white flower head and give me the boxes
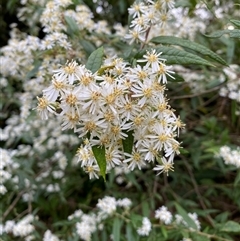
[97,196,117,219]
[0,184,7,195]
[124,28,146,45]
[137,217,152,236]
[137,49,166,72]
[43,230,60,241]
[117,198,132,209]
[153,155,174,176]
[35,96,55,120]
[85,165,100,179]
[219,146,240,168]
[155,206,172,224]
[128,2,146,18]
[76,214,97,241]
[53,60,83,84]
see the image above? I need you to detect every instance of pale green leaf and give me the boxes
[26,60,42,79]
[86,47,104,73]
[154,46,214,67]
[221,221,240,233]
[112,218,122,241]
[151,36,227,65]
[190,233,210,241]
[64,16,79,34]
[205,29,240,39]
[161,226,168,238]
[92,145,106,181]
[126,224,134,241]
[230,19,240,28]
[79,39,96,56]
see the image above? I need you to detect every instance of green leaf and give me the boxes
[112,218,122,241]
[220,221,240,233]
[154,46,214,67]
[130,214,143,228]
[160,226,168,238]
[64,16,79,34]
[126,224,134,241]
[151,36,227,66]
[79,39,96,56]
[122,130,134,155]
[190,233,210,241]
[175,203,198,230]
[168,73,185,82]
[92,145,106,181]
[230,19,240,28]
[26,60,42,79]
[226,38,235,64]
[205,29,240,39]
[234,170,240,187]
[86,47,104,73]
[142,201,150,217]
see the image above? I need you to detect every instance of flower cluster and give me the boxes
[68,196,132,241]
[155,205,173,224]
[219,145,240,168]
[125,0,175,44]
[2,214,36,239]
[137,217,152,236]
[219,65,240,115]
[36,49,184,179]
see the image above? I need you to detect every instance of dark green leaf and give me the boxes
[175,203,198,230]
[154,46,214,67]
[86,47,104,73]
[92,145,106,181]
[205,29,240,39]
[220,221,240,233]
[151,36,227,66]
[234,170,240,187]
[142,201,150,217]
[122,130,134,155]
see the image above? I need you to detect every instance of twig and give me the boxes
[171,85,221,99]
[3,190,25,220]
[182,158,215,227]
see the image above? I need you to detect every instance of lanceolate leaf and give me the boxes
[154,46,214,67]
[151,36,227,66]
[86,46,104,73]
[122,130,134,155]
[175,203,198,230]
[112,218,122,241]
[230,19,240,28]
[64,16,79,34]
[92,145,106,181]
[205,29,240,39]
[79,39,96,56]
[26,60,42,79]
[220,221,240,233]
